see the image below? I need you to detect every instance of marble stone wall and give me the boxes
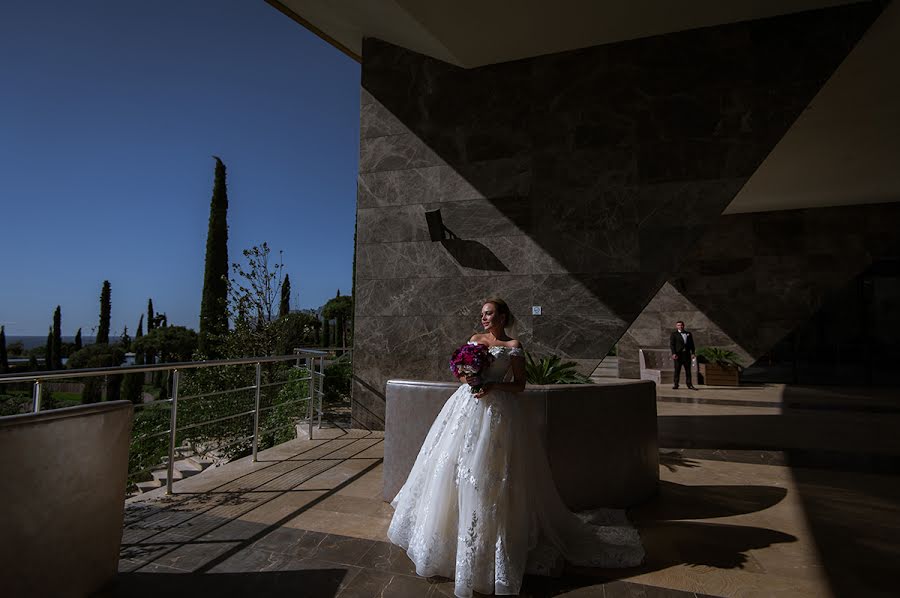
[618,202,900,378]
[353,4,881,429]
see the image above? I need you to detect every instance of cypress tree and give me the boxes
[45,326,53,370]
[279,274,291,318]
[198,156,229,356]
[322,319,331,348]
[123,314,145,404]
[97,280,111,345]
[0,325,8,374]
[74,328,82,352]
[52,305,63,369]
[145,301,156,367]
[147,299,155,332]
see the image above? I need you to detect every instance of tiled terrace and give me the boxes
[103,384,900,597]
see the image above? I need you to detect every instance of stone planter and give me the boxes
[700,363,741,386]
[384,379,659,510]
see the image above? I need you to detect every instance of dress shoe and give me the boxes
[688,385,697,390]
[672,385,679,390]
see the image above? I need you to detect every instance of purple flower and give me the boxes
[450,343,493,393]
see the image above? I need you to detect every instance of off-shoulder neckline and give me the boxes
[468,342,523,354]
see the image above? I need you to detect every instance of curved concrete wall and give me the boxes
[0,401,133,598]
[384,380,658,510]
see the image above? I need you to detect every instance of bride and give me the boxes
[387,297,644,597]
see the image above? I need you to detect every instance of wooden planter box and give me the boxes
[699,363,740,386]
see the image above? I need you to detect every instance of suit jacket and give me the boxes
[670,330,695,355]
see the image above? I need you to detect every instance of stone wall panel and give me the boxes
[353,4,882,428]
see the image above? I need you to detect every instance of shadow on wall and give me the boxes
[428,207,510,271]
[617,205,900,381]
[674,206,900,378]
[359,2,882,359]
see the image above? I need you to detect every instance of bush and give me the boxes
[696,347,744,369]
[261,366,310,447]
[323,358,352,407]
[525,353,591,384]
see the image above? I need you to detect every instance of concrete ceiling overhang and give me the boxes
[269,0,861,67]
[268,0,900,214]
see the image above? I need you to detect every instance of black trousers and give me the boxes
[673,352,693,386]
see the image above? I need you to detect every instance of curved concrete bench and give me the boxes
[0,401,133,598]
[384,379,658,510]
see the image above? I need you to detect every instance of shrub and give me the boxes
[525,353,591,384]
[696,347,744,369]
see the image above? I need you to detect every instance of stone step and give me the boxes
[151,467,184,484]
[174,458,204,477]
[135,480,162,493]
[185,455,215,470]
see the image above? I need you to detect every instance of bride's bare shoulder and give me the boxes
[469,333,488,343]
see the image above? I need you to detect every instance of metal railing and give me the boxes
[0,349,339,494]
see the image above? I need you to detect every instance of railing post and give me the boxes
[252,362,262,462]
[32,379,42,413]
[166,369,179,495]
[317,355,324,428]
[307,356,314,440]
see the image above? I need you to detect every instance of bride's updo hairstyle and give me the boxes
[484,296,516,330]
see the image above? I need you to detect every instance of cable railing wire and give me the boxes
[0,349,347,495]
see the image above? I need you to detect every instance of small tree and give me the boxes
[52,306,63,369]
[275,312,320,355]
[122,316,145,404]
[322,318,331,348]
[74,328,82,352]
[97,281,111,345]
[229,243,285,327]
[323,293,353,349]
[68,344,125,403]
[133,326,199,364]
[0,325,8,373]
[119,326,132,352]
[279,274,291,318]
[45,327,53,370]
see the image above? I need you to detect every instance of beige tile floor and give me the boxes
[115,384,900,597]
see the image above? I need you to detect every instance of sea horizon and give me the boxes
[6,336,122,351]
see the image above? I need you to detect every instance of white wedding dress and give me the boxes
[388,345,644,597]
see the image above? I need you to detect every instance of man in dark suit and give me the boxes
[670,320,696,390]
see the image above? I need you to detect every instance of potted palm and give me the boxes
[696,347,743,386]
[525,353,592,384]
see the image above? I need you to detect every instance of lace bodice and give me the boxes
[480,344,524,384]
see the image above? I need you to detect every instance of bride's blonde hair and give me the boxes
[483,297,515,329]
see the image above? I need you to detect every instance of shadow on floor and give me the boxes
[631,480,788,521]
[97,570,346,598]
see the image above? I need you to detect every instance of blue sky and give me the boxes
[0,0,360,337]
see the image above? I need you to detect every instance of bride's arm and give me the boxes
[485,355,526,393]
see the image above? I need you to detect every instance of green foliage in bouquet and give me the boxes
[525,353,591,384]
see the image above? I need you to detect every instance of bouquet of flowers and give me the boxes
[450,342,494,393]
